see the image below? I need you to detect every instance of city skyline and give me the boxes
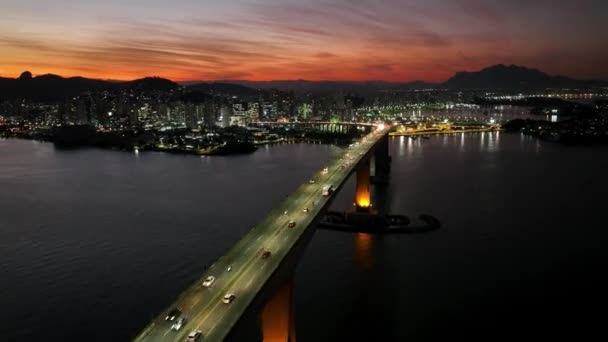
[2,0,608,82]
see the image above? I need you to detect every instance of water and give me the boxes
[1,135,607,341]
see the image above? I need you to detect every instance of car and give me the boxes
[302,208,309,213]
[309,179,315,184]
[321,167,329,174]
[262,250,271,258]
[288,220,296,227]
[186,330,203,342]
[171,317,186,331]
[322,185,333,196]
[202,276,215,287]
[227,265,232,272]
[165,308,181,321]
[223,293,236,304]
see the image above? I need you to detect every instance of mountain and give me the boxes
[0,72,113,102]
[2,65,607,102]
[444,64,608,90]
[0,73,180,102]
[123,77,179,92]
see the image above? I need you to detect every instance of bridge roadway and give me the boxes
[135,125,390,342]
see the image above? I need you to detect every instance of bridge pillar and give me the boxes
[372,134,390,184]
[261,277,296,342]
[355,159,371,211]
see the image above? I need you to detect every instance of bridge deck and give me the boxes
[134,126,389,342]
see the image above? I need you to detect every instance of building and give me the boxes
[204,100,216,127]
[220,105,232,128]
[247,102,260,122]
[230,114,247,127]
[297,103,312,120]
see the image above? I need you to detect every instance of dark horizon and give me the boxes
[5,64,608,85]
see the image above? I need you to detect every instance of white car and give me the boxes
[202,276,215,288]
[186,330,203,342]
[223,293,236,304]
[171,317,186,331]
[302,208,309,213]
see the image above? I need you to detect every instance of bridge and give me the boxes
[251,121,378,134]
[134,123,391,342]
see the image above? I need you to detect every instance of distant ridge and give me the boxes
[1,65,607,101]
[0,72,112,101]
[123,76,179,92]
[444,64,608,90]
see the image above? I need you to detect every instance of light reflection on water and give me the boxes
[353,233,374,272]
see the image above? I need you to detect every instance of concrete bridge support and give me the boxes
[372,135,390,184]
[261,277,296,342]
[355,159,371,211]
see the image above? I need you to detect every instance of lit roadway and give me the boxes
[134,125,390,342]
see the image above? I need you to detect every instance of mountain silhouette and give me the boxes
[444,64,607,89]
[0,73,112,102]
[123,77,179,92]
[1,65,606,101]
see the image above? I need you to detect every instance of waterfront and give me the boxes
[1,134,608,341]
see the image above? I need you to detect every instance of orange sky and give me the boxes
[1,0,607,82]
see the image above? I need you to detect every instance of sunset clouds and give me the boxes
[1,0,607,81]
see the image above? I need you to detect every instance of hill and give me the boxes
[2,65,607,102]
[0,72,113,102]
[444,64,608,90]
[123,77,179,92]
[0,72,180,102]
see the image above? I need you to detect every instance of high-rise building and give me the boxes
[345,98,354,121]
[156,103,169,124]
[77,94,97,125]
[298,103,312,120]
[247,102,260,123]
[231,102,249,125]
[335,92,346,121]
[185,103,199,129]
[230,114,247,127]
[204,100,216,127]
[220,105,232,128]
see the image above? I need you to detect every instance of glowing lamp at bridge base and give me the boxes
[354,198,372,212]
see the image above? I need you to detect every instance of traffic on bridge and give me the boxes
[135,124,390,342]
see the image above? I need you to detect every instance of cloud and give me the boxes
[0,0,607,81]
[314,52,337,58]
